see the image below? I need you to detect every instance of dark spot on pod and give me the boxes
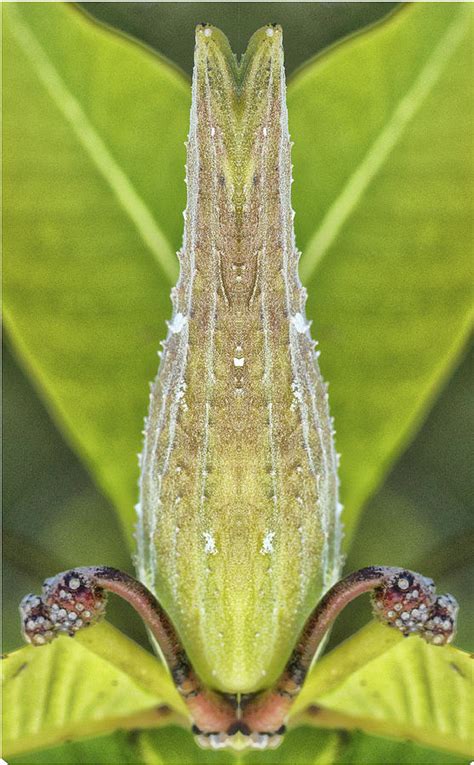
[156,704,172,716]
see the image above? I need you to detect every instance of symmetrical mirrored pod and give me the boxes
[137,22,341,697]
[20,25,458,752]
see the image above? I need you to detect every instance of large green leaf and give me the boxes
[4,3,473,549]
[333,730,466,765]
[2,622,186,759]
[5,621,471,760]
[3,2,189,538]
[289,2,474,535]
[293,624,473,758]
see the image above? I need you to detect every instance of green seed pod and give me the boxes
[137,24,341,695]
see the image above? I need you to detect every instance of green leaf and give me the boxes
[9,731,146,765]
[336,730,467,765]
[289,2,474,536]
[293,623,474,758]
[4,3,473,551]
[8,726,338,765]
[5,621,471,761]
[2,622,186,759]
[3,2,189,537]
[8,723,467,765]
[8,728,237,765]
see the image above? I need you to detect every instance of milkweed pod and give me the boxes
[136,24,342,695]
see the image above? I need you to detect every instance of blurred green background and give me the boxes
[80,2,398,75]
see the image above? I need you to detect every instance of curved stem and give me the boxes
[20,563,457,745]
[289,566,390,672]
[20,566,238,735]
[241,565,457,734]
[83,567,182,670]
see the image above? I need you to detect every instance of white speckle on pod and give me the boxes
[260,531,275,555]
[203,532,218,555]
[168,312,187,334]
[291,312,310,334]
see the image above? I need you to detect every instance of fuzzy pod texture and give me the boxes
[137,24,341,694]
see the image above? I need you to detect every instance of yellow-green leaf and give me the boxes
[3,2,189,538]
[293,624,473,758]
[2,622,185,759]
[289,3,474,537]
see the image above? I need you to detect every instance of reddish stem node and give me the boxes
[19,565,458,750]
[19,566,237,737]
[241,566,458,735]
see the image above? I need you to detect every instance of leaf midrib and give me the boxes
[8,4,179,284]
[293,5,470,283]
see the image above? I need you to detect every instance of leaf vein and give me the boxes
[300,7,469,283]
[8,5,178,283]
